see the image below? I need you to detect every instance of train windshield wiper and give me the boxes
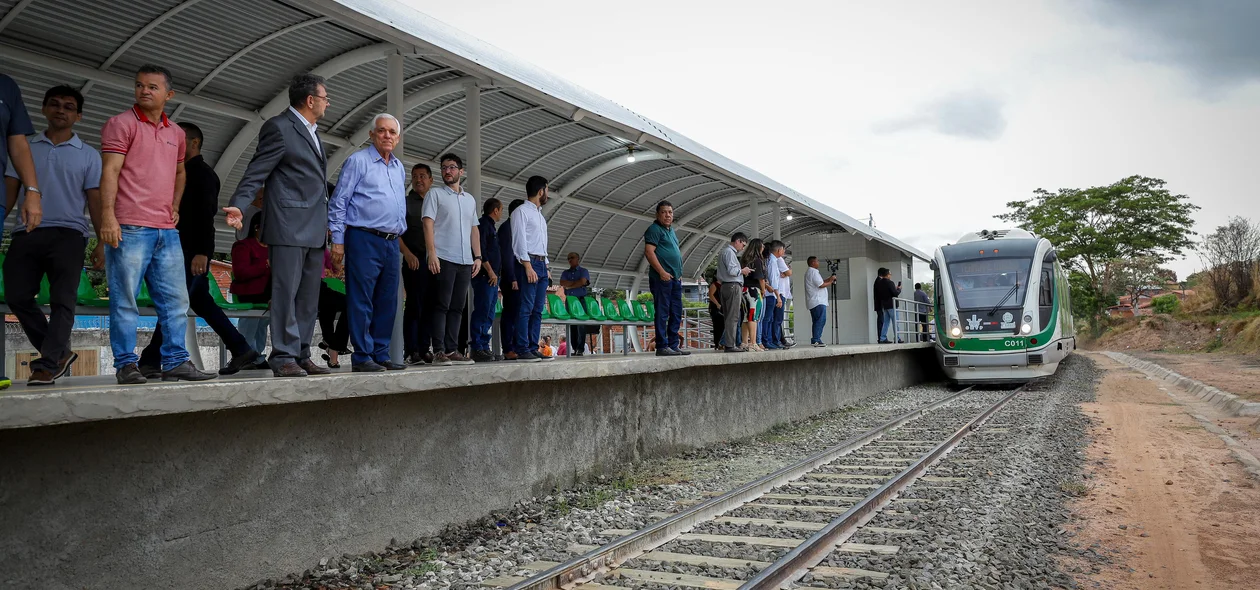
[987,281,1019,317]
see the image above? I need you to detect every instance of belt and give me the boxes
[349,226,399,240]
[529,254,547,262]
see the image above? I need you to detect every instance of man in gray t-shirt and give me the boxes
[420,153,482,365]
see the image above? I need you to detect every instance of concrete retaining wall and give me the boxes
[0,345,934,590]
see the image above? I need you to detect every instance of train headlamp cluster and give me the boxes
[949,316,961,337]
[1021,314,1033,334]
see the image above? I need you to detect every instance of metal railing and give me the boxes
[892,296,934,343]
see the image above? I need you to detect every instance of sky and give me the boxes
[404,0,1259,279]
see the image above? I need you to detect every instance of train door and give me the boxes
[1038,262,1054,332]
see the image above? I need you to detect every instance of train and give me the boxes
[930,228,1076,384]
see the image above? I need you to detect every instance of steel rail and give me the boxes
[506,386,976,590]
[739,385,1026,590]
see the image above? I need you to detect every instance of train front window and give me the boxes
[947,257,1032,310]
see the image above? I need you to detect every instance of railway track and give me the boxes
[484,386,1024,590]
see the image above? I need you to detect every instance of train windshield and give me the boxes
[947,257,1032,310]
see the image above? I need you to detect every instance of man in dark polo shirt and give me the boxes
[139,122,260,377]
[643,200,688,357]
[0,72,42,390]
[560,252,593,355]
[469,197,502,362]
[400,163,433,364]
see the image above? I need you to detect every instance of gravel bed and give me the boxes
[802,354,1102,589]
[237,383,961,590]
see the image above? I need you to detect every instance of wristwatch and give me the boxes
[25,186,41,195]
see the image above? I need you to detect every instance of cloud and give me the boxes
[873,92,1007,141]
[1086,0,1260,90]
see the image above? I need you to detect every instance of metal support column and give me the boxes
[748,195,760,240]
[388,49,405,365]
[464,79,480,351]
[772,201,781,241]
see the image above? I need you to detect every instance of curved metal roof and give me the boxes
[0,0,926,290]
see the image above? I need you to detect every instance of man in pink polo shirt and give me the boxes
[99,64,215,384]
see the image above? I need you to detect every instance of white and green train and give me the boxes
[931,228,1076,384]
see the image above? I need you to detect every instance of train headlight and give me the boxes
[951,327,961,337]
[949,316,961,337]
[1021,323,1032,334]
[1023,314,1033,324]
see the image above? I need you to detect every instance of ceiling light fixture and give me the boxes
[626,147,636,163]
[785,214,794,221]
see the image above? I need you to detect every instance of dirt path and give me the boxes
[1134,352,1260,402]
[1064,353,1260,589]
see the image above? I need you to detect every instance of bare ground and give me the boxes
[1133,351,1260,402]
[1062,353,1260,589]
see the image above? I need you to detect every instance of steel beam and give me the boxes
[388,49,405,364]
[464,79,481,197]
[328,67,453,133]
[80,0,207,97]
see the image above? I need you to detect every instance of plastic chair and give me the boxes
[643,301,656,321]
[619,299,639,323]
[585,296,606,321]
[495,297,503,318]
[635,301,653,323]
[547,294,571,320]
[207,273,255,311]
[137,281,154,307]
[568,296,589,320]
[602,298,623,321]
[77,270,109,307]
[323,277,346,295]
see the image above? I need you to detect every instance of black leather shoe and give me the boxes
[381,361,407,371]
[672,348,692,356]
[655,348,681,357]
[162,361,218,382]
[298,358,331,375]
[116,363,148,385]
[138,364,163,379]
[219,349,260,375]
[272,361,308,378]
[353,360,387,372]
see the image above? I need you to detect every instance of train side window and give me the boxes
[1039,269,1053,306]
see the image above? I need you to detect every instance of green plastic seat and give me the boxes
[635,301,652,322]
[602,298,623,321]
[137,281,154,307]
[585,296,606,321]
[208,273,255,310]
[643,301,656,321]
[567,296,589,320]
[619,299,639,323]
[77,271,109,307]
[495,297,503,318]
[547,293,571,320]
[323,277,346,294]
[541,300,551,320]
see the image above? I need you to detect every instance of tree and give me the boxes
[1107,256,1173,316]
[1199,216,1260,309]
[997,175,1198,322]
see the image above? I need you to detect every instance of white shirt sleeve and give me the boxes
[806,268,823,290]
[511,206,531,264]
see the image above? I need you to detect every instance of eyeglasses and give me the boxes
[440,165,461,171]
[312,94,330,104]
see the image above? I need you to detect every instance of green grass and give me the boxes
[402,549,442,577]
[1060,480,1091,497]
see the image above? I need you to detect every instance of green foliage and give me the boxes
[1151,294,1181,315]
[600,288,625,301]
[998,175,1198,324]
[636,292,653,304]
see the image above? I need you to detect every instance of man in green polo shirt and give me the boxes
[643,200,688,356]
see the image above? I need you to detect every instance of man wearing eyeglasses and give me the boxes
[225,73,332,378]
[421,153,482,366]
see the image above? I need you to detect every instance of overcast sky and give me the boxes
[406,0,1258,279]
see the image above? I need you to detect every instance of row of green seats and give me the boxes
[543,294,653,323]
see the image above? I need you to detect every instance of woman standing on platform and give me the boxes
[740,238,767,352]
[707,271,725,351]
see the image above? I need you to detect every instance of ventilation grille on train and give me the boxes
[1028,354,1044,365]
[943,356,959,367]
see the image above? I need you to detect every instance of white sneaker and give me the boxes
[812,342,825,347]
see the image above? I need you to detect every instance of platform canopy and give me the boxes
[0,0,927,290]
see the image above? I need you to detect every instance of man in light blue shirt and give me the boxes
[328,113,407,372]
[3,85,102,385]
[421,152,482,366]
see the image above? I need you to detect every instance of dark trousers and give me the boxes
[142,254,252,368]
[649,276,682,350]
[876,308,884,337]
[514,259,549,355]
[318,283,349,352]
[918,313,930,342]
[470,275,497,351]
[708,303,724,349]
[430,259,471,353]
[3,228,85,372]
[345,228,400,365]
[501,285,519,355]
[402,263,434,356]
[719,282,743,348]
[269,245,323,363]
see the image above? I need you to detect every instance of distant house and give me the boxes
[1106,283,1193,317]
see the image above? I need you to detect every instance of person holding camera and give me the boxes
[804,256,838,347]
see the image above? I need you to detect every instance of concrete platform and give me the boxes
[0,343,935,590]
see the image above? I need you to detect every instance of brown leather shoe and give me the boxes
[27,368,56,386]
[272,361,308,378]
[298,358,331,375]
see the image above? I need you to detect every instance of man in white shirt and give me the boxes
[421,153,482,366]
[510,175,550,362]
[804,256,838,347]
[773,242,794,347]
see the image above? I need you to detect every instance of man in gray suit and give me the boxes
[224,74,332,377]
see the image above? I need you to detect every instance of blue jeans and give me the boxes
[238,317,268,354]
[344,228,400,365]
[107,226,190,371]
[810,304,827,344]
[772,297,786,346]
[761,294,779,348]
[649,276,682,350]
[470,274,498,351]
[514,259,548,355]
[879,308,896,342]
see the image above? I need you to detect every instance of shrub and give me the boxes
[1151,293,1181,315]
